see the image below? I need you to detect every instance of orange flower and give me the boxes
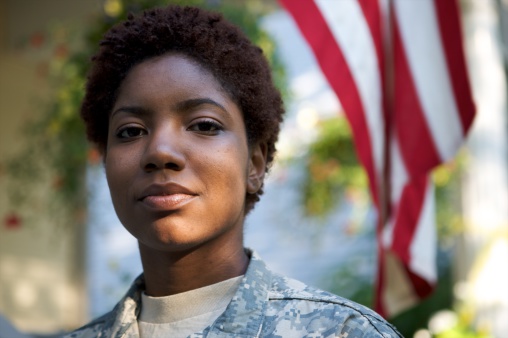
[54,44,69,59]
[30,32,45,48]
[52,176,64,190]
[87,147,102,165]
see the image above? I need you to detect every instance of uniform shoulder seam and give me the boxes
[268,294,403,337]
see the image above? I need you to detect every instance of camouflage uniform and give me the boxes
[64,250,403,338]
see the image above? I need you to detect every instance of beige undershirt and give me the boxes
[138,276,243,338]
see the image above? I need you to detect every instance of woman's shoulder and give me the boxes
[62,308,138,338]
[263,272,403,337]
[62,275,144,338]
[61,312,113,338]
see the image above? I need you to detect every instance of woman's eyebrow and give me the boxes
[174,98,230,117]
[110,106,150,119]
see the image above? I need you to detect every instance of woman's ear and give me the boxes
[247,142,267,194]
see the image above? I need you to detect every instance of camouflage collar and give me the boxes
[97,248,271,337]
[205,249,272,337]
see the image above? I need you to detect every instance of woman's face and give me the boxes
[105,54,265,254]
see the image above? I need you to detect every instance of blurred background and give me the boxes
[0,0,507,337]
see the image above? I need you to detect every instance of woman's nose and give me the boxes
[140,129,185,172]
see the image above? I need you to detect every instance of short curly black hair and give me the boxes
[81,5,284,212]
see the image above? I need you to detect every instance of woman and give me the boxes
[66,5,402,338]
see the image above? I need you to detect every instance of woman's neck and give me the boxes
[138,242,249,297]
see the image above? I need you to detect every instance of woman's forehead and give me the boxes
[122,52,237,104]
[113,54,244,126]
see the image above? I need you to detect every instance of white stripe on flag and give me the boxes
[393,0,464,161]
[409,181,438,283]
[383,139,407,249]
[315,0,385,179]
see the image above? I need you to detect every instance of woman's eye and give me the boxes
[116,127,146,139]
[189,120,223,135]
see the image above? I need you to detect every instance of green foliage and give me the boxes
[301,116,466,240]
[432,157,467,246]
[436,325,495,338]
[322,255,374,307]
[301,116,367,217]
[5,26,90,225]
[4,0,286,228]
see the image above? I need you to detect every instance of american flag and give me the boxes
[280,0,475,317]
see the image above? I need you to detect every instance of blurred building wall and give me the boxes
[0,0,102,334]
[460,0,508,336]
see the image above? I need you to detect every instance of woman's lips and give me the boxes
[139,182,197,211]
[141,194,195,211]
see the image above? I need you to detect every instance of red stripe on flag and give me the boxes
[390,176,428,264]
[404,265,434,299]
[357,0,390,131]
[357,0,391,208]
[392,10,442,177]
[434,0,476,133]
[280,0,380,207]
